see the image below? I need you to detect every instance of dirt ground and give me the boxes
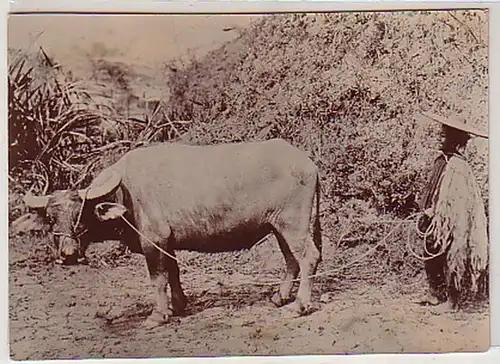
[9,234,489,360]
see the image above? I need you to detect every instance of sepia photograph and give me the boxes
[7,9,490,360]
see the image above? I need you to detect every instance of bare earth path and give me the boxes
[9,238,489,360]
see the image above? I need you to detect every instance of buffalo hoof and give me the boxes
[143,310,170,329]
[280,302,303,319]
[270,292,293,307]
[299,302,319,316]
[282,301,318,318]
[171,296,188,315]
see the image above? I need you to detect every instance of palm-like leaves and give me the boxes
[8,47,192,197]
[8,47,104,193]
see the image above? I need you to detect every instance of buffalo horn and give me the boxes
[78,170,121,200]
[23,193,51,209]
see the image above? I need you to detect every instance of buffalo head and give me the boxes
[20,170,122,265]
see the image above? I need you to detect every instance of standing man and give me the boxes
[416,111,489,308]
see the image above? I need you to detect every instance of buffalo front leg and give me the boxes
[143,245,172,328]
[133,204,175,327]
[166,250,188,315]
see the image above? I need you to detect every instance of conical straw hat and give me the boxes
[420,111,488,139]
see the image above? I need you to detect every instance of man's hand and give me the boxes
[424,207,435,218]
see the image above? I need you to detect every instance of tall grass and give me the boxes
[8,47,191,220]
[9,47,103,192]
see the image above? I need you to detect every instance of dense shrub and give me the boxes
[166,10,489,221]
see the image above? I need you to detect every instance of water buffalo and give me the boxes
[21,138,322,326]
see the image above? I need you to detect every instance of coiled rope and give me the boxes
[406,212,452,262]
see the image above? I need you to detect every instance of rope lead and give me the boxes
[94,201,425,287]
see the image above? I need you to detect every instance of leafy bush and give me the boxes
[166,10,488,220]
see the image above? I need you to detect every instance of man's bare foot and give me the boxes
[417,291,446,306]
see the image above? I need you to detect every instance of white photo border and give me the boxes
[1,1,498,363]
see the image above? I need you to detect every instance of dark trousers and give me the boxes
[424,240,448,302]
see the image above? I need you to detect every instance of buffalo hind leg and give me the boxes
[271,230,300,307]
[279,232,320,316]
[293,235,321,315]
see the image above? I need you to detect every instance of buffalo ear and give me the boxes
[10,213,48,236]
[94,202,128,222]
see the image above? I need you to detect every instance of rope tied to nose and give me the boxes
[94,202,190,269]
[53,188,88,239]
[94,202,431,287]
[74,188,88,234]
[53,188,89,264]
